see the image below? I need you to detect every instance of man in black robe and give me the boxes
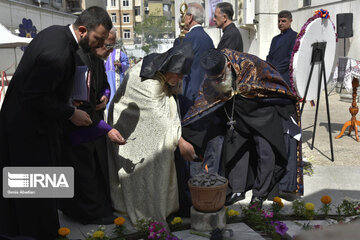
[0,7,113,240]
[213,2,244,52]
[59,28,125,224]
[183,48,301,207]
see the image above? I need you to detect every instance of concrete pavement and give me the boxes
[60,90,360,239]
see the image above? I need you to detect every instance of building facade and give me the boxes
[106,0,136,45]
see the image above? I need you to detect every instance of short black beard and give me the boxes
[79,35,91,53]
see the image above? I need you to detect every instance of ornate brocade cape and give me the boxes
[183,48,299,123]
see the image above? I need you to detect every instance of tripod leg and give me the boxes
[301,63,315,115]
[348,125,353,135]
[323,59,335,161]
[336,121,351,139]
[354,123,360,142]
[311,64,322,150]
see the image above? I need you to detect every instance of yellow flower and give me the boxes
[233,210,240,216]
[227,209,235,216]
[321,195,332,205]
[93,230,105,239]
[305,202,315,211]
[114,216,126,226]
[58,227,70,237]
[171,217,183,225]
[273,197,282,204]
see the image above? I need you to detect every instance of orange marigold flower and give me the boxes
[114,216,126,226]
[58,227,70,237]
[273,197,282,204]
[321,195,332,205]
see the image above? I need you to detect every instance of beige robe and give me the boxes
[107,62,180,224]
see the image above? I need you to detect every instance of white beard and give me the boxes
[210,67,233,95]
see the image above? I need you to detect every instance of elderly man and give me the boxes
[108,42,194,225]
[183,48,302,207]
[0,6,112,239]
[174,2,215,217]
[213,2,243,52]
[60,27,125,225]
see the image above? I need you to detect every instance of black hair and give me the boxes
[216,2,234,21]
[74,6,113,31]
[278,10,292,20]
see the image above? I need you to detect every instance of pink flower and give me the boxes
[263,211,274,218]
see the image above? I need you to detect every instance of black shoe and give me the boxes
[250,196,265,209]
[225,192,246,206]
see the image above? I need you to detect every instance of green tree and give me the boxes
[134,14,174,54]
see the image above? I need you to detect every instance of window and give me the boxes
[111,13,117,23]
[123,0,129,7]
[124,30,131,39]
[303,0,311,6]
[111,0,116,6]
[123,14,130,23]
[135,7,140,16]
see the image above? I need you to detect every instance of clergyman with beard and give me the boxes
[59,27,126,225]
[0,6,113,240]
[182,48,302,208]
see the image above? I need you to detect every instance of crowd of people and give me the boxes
[0,3,301,240]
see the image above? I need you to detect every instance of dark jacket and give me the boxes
[179,26,214,117]
[266,28,298,87]
[217,23,243,52]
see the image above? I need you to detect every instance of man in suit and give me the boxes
[0,6,113,240]
[267,10,298,88]
[175,2,215,217]
[213,2,243,52]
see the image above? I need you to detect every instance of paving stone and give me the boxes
[283,220,334,239]
[59,210,136,240]
[173,223,266,240]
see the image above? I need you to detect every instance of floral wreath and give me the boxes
[289,9,337,96]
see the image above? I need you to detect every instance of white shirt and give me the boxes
[189,24,201,32]
[69,24,79,45]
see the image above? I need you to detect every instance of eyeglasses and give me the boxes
[104,44,115,50]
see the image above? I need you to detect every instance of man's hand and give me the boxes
[107,128,126,145]
[70,109,92,126]
[96,96,108,110]
[178,137,196,162]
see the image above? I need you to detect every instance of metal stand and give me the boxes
[300,42,335,162]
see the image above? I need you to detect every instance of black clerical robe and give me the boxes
[59,49,113,223]
[0,25,78,240]
[183,49,302,199]
[217,23,244,52]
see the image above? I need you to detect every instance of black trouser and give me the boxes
[227,134,275,198]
